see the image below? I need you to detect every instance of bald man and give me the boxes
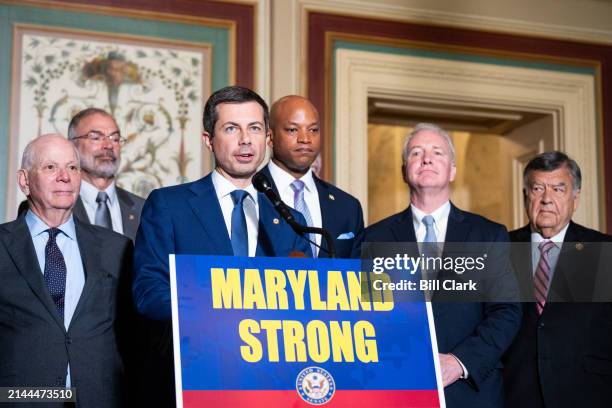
[0,134,134,407]
[259,95,364,258]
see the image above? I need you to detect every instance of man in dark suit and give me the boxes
[132,86,311,406]
[503,151,612,408]
[18,108,144,240]
[259,95,364,258]
[0,134,133,407]
[363,123,521,408]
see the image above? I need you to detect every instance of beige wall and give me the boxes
[268,0,612,100]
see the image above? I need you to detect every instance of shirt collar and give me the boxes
[80,180,118,205]
[531,222,570,246]
[411,201,451,227]
[25,209,77,241]
[268,160,316,193]
[211,169,258,203]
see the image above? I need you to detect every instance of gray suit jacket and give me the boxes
[18,187,144,241]
[0,217,133,408]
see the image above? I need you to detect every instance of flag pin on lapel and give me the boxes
[329,194,335,201]
[575,243,584,250]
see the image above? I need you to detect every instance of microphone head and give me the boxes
[252,172,271,193]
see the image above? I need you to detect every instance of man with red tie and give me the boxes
[503,151,612,408]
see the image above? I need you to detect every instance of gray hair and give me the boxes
[20,134,80,171]
[67,107,115,140]
[523,151,582,192]
[402,122,456,165]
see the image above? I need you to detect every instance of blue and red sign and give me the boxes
[170,255,442,407]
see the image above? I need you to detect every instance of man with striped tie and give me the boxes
[503,151,612,408]
[260,95,364,258]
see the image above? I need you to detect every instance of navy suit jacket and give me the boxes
[503,222,612,408]
[133,173,312,321]
[260,165,364,258]
[363,204,521,408]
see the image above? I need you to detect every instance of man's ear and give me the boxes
[17,169,30,196]
[267,129,274,148]
[202,131,213,152]
[572,189,581,213]
[449,163,457,183]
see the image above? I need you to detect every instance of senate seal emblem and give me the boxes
[296,366,335,405]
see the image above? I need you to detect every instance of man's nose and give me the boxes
[238,129,251,144]
[297,129,311,144]
[56,168,70,182]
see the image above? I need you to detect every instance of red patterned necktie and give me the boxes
[534,240,556,315]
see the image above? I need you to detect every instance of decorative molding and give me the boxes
[335,48,599,228]
[296,0,612,45]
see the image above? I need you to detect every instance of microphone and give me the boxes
[252,172,336,258]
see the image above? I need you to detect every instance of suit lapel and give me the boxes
[314,177,333,257]
[71,221,104,324]
[444,204,470,243]
[73,196,90,224]
[389,207,417,242]
[1,219,65,330]
[188,175,233,255]
[510,225,535,302]
[256,193,285,256]
[117,188,139,239]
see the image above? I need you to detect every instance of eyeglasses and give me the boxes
[73,130,126,145]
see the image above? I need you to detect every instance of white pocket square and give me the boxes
[337,232,355,240]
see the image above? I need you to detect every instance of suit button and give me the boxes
[538,322,545,328]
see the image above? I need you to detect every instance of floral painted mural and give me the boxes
[17,30,210,199]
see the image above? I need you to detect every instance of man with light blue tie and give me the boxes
[363,123,521,408]
[132,86,311,406]
[0,134,133,407]
[259,95,364,258]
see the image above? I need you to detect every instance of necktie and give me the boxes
[421,215,439,286]
[230,190,249,257]
[95,191,113,229]
[290,180,317,257]
[534,240,556,315]
[422,215,438,257]
[44,228,67,317]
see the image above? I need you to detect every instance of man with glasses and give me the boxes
[67,108,144,240]
[18,108,144,241]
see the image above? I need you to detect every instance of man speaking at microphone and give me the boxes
[258,95,364,258]
[133,86,311,405]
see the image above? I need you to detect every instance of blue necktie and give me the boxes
[95,191,113,229]
[44,228,67,317]
[290,180,317,257]
[230,190,249,257]
[421,215,439,286]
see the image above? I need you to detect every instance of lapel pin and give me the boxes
[129,214,135,220]
[329,194,335,201]
[273,218,280,225]
[575,243,584,251]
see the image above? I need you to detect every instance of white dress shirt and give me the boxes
[212,170,259,257]
[80,180,124,235]
[25,210,85,387]
[411,201,451,252]
[268,160,322,256]
[530,222,569,278]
